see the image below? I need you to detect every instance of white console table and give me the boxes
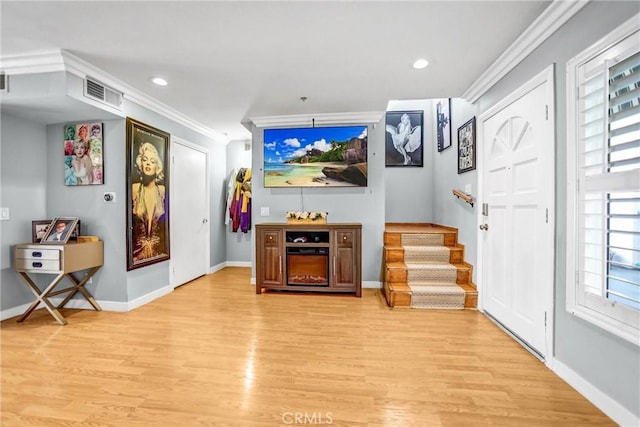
[13,241,104,325]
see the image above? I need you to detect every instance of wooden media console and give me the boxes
[255,223,362,297]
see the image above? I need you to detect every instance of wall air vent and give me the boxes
[84,77,122,109]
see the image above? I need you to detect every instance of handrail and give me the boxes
[452,189,474,207]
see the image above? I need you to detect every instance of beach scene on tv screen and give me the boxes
[263,125,367,187]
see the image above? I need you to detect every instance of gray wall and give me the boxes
[1,71,227,309]
[432,98,479,282]
[475,1,639,418]
[225,139,252,264]
[385,99,435,223]
[250,121,386,284]
[0,112,49,309]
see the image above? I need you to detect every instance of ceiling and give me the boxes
[0,1,551,141]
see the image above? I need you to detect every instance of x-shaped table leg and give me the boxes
[17,272,67,325]
[56,267,103,311]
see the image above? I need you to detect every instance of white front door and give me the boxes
[171,139,209,287]
[478,66,555,358]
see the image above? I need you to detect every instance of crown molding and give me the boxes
[62,51,229,144]
[462,0,589,104]
[0,49,229,144]
[250,111,384,129]
[0,50,65,75]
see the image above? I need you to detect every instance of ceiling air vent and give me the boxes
[84,77,122,109]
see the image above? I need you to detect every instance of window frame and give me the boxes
[566,14,640,346]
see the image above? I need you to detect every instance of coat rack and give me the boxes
[452,189,474,207]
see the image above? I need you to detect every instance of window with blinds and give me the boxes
[567,16,640,345]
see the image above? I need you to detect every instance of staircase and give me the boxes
[382,223,477,309]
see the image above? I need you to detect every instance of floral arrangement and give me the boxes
[286,211,328,221]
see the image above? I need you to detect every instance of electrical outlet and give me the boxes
[260,207,270,216]
[0,207,9,220]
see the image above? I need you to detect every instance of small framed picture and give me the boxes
[458,117,477,174]
[40,217,79,244]
[33,219,80,243]
[436,98,452,152]
[32,220,52,243]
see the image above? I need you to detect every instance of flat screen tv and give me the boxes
[263,125,368,188]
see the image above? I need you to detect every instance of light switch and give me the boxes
[260,207,270,216]
[0,207,9,220]
[464,184,472,194]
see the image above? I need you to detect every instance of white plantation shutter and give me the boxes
[567,15,640,345]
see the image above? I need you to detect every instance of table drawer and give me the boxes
[15,258,61,271]
[15,248,60,261]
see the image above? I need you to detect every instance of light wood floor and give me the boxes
[1,267,613,426]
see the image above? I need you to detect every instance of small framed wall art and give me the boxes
[436,98,452,152]
[385,110,424,167]
[457,117,476,174]
[64,122,104,186]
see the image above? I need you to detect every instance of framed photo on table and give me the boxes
[40,217,79,244]
[32,220,52,243]
[457,117,476,174]
[33,219,81,243]
[126,117,171,270]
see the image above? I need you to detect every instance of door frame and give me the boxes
[476,64,556,364]
[169,136,211,288]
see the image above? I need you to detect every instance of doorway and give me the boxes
[477,65,555,360]
[170,138,210,287]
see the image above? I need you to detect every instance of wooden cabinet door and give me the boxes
[257,229,284,288]
[332,229,357,291]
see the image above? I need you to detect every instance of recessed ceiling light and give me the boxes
[151,77,168,86]
[413,59,429,69]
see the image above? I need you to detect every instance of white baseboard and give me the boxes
[225,261,252,268]
[552,357,639,427]
[1,302,32,321]
[0,285,174,320]
[210,262,226,274]
[210,261,251,274]
[126,285,173,311]
[363,281,382,289]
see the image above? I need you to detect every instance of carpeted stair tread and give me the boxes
[411,300,465,310]
[403,246,451,263]
[401,233,444,247]
[410,284,466,309]
[410,284,465,295]
[407,280,461,287]
[383,228,472,310]
[406,264,457,283]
